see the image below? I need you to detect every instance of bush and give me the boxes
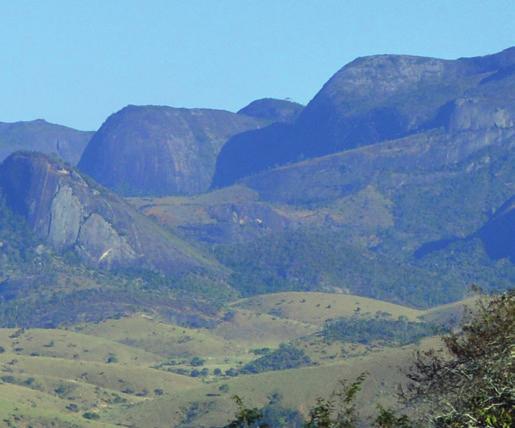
[190,356,205,367]
[105,353,118,364]
[225,368,238,377]
[82,412,100,420]
[403,290,515,427]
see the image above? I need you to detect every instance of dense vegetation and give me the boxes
[0,194,228,328]
[240,344,312,374]
[216,227,498,308]
[403,291,514,427]
[322,316,438,345]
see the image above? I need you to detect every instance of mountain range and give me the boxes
[0,47,513,327]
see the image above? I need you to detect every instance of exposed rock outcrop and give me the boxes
[78,105,263,196]
[0,151,220,275]
[213,47,515,187]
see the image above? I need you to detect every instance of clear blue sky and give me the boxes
[1,0,514,130]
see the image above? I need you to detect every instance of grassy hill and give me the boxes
[105,337,443,428]
[0,291,476,427]
[233,292,424,324]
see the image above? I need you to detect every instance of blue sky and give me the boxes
[1,0,514,130]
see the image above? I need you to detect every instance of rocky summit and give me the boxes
[78,105,264,196]
[213,47,515,187]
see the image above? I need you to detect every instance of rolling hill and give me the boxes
[0,292,472,427]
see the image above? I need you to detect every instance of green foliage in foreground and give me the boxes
[223,394,305,428]
[322,316,439,345]
[224,290,515,427]
[403,290,514,427]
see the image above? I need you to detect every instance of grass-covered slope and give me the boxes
[0,292,475,427]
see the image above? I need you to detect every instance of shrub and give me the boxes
[82,412,100,420]
[190,356,205,367]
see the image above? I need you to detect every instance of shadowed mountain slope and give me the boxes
[477,195,515,263]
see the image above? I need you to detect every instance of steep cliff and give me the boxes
[0,151,220,275]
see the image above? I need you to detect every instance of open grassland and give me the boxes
[0,382,119,427]
[73,315,242,359]
[0,292,470,427]
[0,353,199,396]
[233,291,424,325]
[212,309,317,346]
[105,337,443,428]
[0,328,161,366]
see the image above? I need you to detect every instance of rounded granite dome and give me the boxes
[78,105,262,196]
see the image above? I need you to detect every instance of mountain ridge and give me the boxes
[0,119,93,165]
[212,46,515,188]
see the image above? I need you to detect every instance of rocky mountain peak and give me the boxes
[78,105,264,196]
[0,151,219,275]
[238,98,304,123]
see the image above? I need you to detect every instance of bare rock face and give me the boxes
[76,213,137,267]
[0,151,218,274]
[78,105,263,196]
[0,119,93,164]
[441,98,514,132]
[48,185,83,248]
